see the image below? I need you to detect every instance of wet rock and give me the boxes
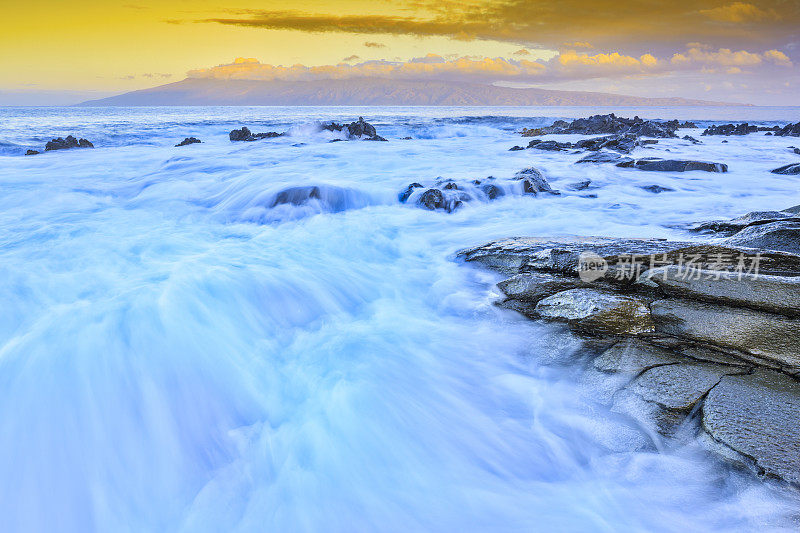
[270,186,322,207]
[481,183,505,200]
[647,266,800,317]
[702,123,758,136]
[25,150,40,156]
[528,139,570,151]
[398,183,423,203]
[497,272,583,303]
[322,117,386,141]
[724,219,800,255]
[651,299,800,371]
[639,185,674,194]
[593,338,688,374]
[513,167,559,195]
[682,135,702,144]
[689,211,794,236]
[509,145,525,151]
[771,163,800,175]
[45,135,94,151]
[702,370,800,484]
[567,180,593,190]
[535,288,654,335]
[575,151,631,164]
[775,121,800,137]
[617,158,728,173]
[175,137,201,147]
[417,188,446,211]
[229,127,281,142]
[522,114,678,138]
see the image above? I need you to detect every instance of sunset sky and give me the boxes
[2,0,799,105]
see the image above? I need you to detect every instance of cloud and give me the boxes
[187,46,791,86]
[513,49,530,56]
[563,42,593,49]
[363,41,386,48]
[342,55,360,62]
[699,2,777,23]
[190,1,800,55]
[142,73,173,79]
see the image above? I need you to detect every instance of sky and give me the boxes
[2,0,799,105]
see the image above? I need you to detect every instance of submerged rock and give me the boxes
[771,163,800,175]
[229,127,282,142]
[398,183,423,203]
[702,123,758,136]
[513,167,560,195]
[25,150,40,156]
[322,117,387,141]
[682,135,702,144]
[617,158,728,173]
[521,114,678,138]
[639,185,674,194]
[45,135,94,151]
[175,137,201,147]
[575,151,631,164]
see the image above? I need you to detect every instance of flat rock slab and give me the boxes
[628,362,742,411]
[594,338,689,374]
[535,288,654,335]
[497,272,583,302]
[725,219,800,256]
[648,265,800,316]
[702,370,800,484]
[651,299,800,371]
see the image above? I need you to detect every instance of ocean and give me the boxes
[1,106,799,531]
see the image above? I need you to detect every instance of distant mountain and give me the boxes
[78,77,740,107]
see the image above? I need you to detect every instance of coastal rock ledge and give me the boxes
[457,235,800,484]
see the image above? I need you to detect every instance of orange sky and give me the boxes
[2,1,798,104]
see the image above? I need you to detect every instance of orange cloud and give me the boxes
[699,2,777,23]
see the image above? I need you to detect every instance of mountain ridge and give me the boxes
[78,77,746,107]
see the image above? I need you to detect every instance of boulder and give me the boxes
[771,163,800,175]
[522,114,678,138]
[724,219,800,255]
[775,121,800,137]
[647,266,800,316]
[270,186,322,207]
[497,272,583,303]
[702,123,758,136]
[651,299,800,370]
[25,150,39,156]
[45,135,93,151]
[566,180,593,190]
[639,185,674,194]
[535,288,654,335]
[322,117,386,141]
[398,183,423,203]
[690,211,794,236]
[617,158,728,172]
[701,370,800,484]
[417,188,446,211]
[513,167,559,195]
[682,135,702,144]
[175,137,201,147]
[229,127,281,142]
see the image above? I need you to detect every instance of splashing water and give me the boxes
[1,106,799,532]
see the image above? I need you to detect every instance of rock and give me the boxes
[647,266,800,317]
[567,180,593,190]
[651,299,800,370]
[398,183,423,203]
[497,272,583,303]
[509,145,525,151]
[702,370,800,484]
[229,127,281,142]
[639,185,674,193]
[270,186,322,207]
[575,151,631,164]
[513,167,559,195]
[535,288,654,335]
[702,123,758,136]
[793,147,800,155]
[689,211,794,236]
[724,219,800,255]
[417,188,446,211]
[481,183,505,200]
[25,150,39,156]
[44,135,94,151]
[175,137,201,147]
[617,158,728,173]
[682,135,702,144]
[593,338,688,374]
[771,163,800,175]
[528,139,570,151]
[522,114,678,138]
[775,121,800,137]
[322,117,386,141]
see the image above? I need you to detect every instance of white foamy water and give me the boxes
[1,106,799,532]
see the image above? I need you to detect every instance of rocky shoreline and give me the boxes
[457,216,800,486]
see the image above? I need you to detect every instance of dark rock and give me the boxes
[417,188,445,211]
[639,185,674,194]
[513,167,559,195]
[270,186,322,207]
[175,137,201,147]
[25,150,39,156]
[509,145,525,151]
[771,163,800,175]
[522,114,678,138]
[689,211,795,237]
[682,135,702,144]
[497,272,583,303]
[535,288,654,335]
[702,123,758,136]
[702,370,800,484]
[45,135,94,151]
[398,183,423,203]
[567,180,593,191]
[229,127,281,142]
[775,121,800,137]
[724,219,800,254]
[481,184,505,200]
[575,151,631,165]
[529,140,570,151]
[322,117,386,141]
[617,158,728,173]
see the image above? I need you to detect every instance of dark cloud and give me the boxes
[194,1,800,57]
[342,55,361,62]
[363,41,387,48]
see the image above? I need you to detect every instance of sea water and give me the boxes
[1,106,799,532]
